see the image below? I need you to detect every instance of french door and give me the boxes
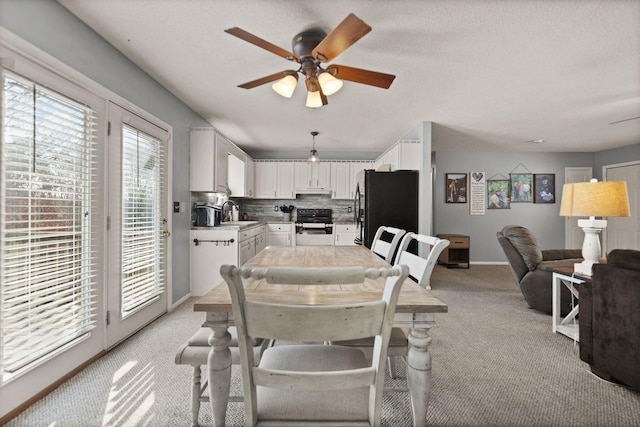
[106,103,170,348]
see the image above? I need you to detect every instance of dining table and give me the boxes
[193,244,449,426]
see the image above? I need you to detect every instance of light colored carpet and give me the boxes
[6,264,640,426]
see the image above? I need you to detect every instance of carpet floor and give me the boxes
[6,264,640,426]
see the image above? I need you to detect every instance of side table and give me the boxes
[551,267,589,341]
[436,234,470,268]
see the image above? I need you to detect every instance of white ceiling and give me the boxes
[58,0,640,157]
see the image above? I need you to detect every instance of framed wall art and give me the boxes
[487,179,510,209]
[446,173,467,203]
[509,173,533,202]
[534,174,555,203]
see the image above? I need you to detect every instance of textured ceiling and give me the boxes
[58,0,640,158]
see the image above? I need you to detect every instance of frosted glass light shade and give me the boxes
[306,90,323,108]
[272,74,298,98]
[317,72,343,96]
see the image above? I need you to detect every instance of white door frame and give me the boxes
[603,160,639,253]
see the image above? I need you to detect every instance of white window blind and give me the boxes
[1,72,98,376]
[120,124,165,316]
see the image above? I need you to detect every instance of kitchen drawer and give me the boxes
[335,223,357,233]
[239,229,253,241]
[267,223,292,232]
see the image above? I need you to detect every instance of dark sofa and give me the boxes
[579,249,640,390]
[497,225,583,315]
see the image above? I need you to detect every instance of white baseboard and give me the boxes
[170,293,192,311]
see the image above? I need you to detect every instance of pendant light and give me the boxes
[308,131,320,163]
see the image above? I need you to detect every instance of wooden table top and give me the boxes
[194,245,448,314]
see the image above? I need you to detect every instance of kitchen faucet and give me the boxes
[221,199,239,222]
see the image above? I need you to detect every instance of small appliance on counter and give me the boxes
[195,205,222,227]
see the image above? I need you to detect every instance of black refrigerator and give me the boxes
[354,169,419,248]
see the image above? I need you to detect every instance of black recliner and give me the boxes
[497,225,583,315]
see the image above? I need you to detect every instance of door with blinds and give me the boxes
[106,103,170,348]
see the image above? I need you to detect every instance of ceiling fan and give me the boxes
[224,13,396,108]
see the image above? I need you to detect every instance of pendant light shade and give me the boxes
[272,74,298,98]
[308,131,320,163]
[318,71,343,96]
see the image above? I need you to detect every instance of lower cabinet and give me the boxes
[267,223,294,246]
[334,223,358,246]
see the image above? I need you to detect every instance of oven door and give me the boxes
[296,224,334,246]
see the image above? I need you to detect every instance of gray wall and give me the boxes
[0,0,210,303]
[433,146,640,263]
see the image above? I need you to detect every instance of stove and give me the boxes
[295,208,333,245]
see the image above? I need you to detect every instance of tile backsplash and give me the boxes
[191,193,356,224]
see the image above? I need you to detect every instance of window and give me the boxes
[0,71,98,379]
[120,124,165,317]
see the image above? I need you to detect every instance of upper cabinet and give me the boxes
[331,161,372,200]
[374,140,421,171]
[244,156,255,198]
[190,128,229,193]
[255,161,295,199]
[295,161,331,193]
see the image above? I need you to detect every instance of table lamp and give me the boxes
[559,179,630,275]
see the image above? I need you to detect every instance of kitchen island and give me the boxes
[194,245,448,426]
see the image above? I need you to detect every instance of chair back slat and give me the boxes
[244,300,386,342]
[371,226,406,263]
[393,233,450,290]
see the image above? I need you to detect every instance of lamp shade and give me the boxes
[560,181,630,217]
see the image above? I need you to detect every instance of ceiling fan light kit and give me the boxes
[225,13,396,109]
[308,131,320,163]
[271,73,298,98]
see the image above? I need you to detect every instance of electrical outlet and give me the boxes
[347,206,352,213]
[274,206,279,212]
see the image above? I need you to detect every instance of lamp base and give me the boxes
[574,260,596,276]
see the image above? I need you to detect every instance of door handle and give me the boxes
[163,230,171,238]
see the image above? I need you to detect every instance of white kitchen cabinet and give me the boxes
[254,162,277,198]
[277,162,295,199]
[190,128,231,193]
[245,156,255,198]
[295,161,331,193]
[191,223,267,295]
[334,223,358,246]
[267,223,294,246]
[215,135,229,193]
[190,228,238,296]
[375,140,421,171]
[331,161,372,200]
[190,129,215,192]
[255,161,295,199]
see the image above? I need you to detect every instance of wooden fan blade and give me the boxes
[327,64,396,89]
[312,13,371,62]
[225,27,299,62]
[238,70,298,89]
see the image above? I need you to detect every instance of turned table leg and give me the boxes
[406,314,436,426]
[204,313,232,427]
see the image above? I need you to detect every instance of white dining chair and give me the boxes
[335,233,450,379]
[371,226,406,263]
[174,327,270,427]
[220,263,409,427]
